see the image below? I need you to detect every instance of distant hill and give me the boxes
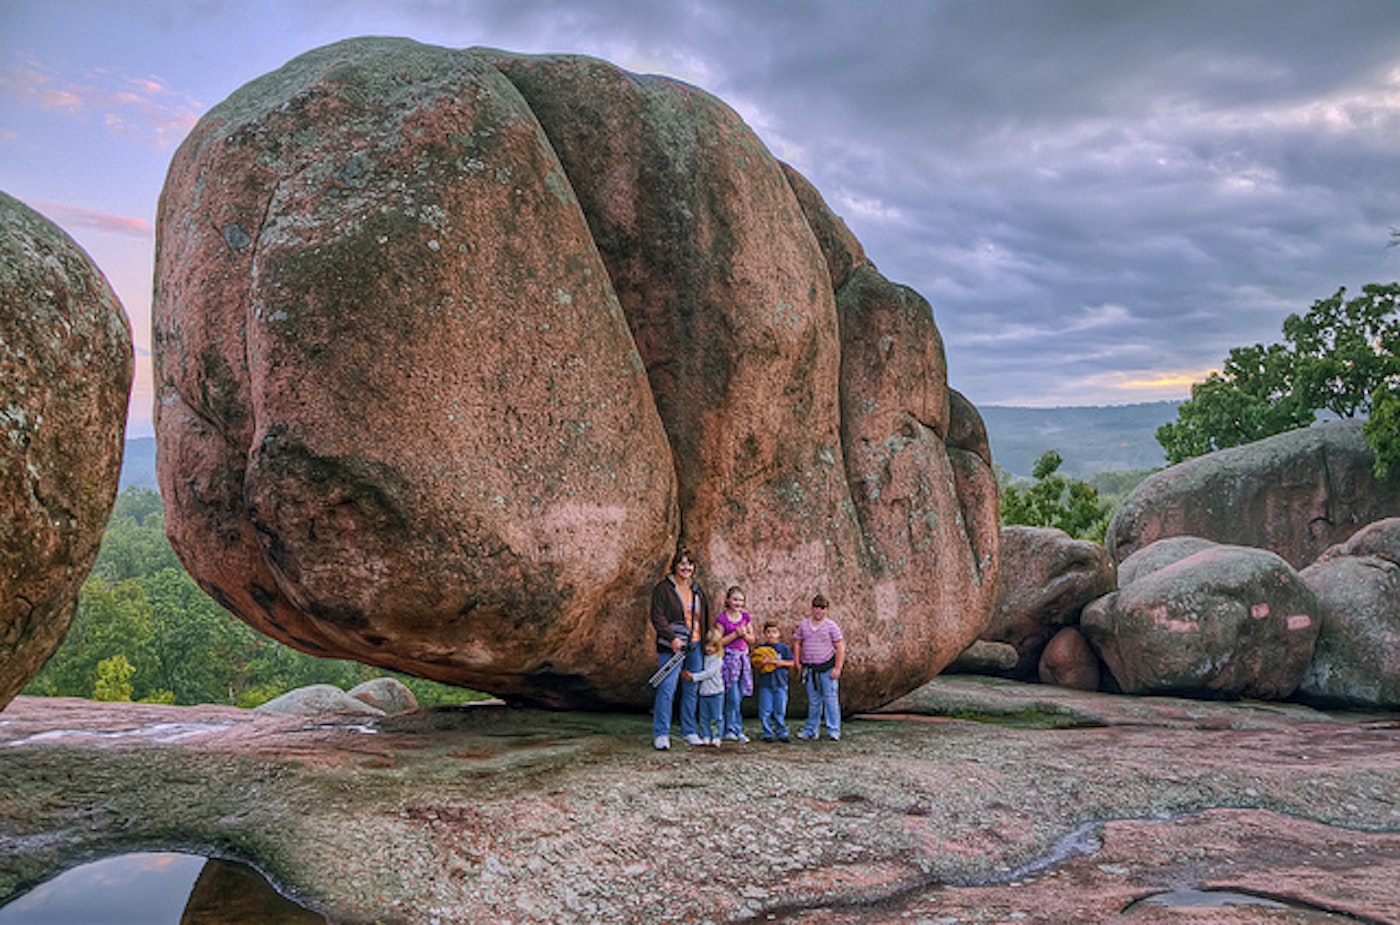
[119,436,158,492]
[979,401,1177,479]
[119,402,1176,493]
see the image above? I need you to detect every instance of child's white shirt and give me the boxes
[692,651,724,696]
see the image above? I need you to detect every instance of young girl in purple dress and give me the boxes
[716,586,755,742]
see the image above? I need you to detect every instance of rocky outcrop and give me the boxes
[1296,519,1400,709]
[2,688,1396,925]
[153,38,998,711]
[1106,421,1400,569]
[977,526,1115,680]
[0,193,133,710]
[1081,545,1320,699]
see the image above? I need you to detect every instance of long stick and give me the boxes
[648,646,689,688]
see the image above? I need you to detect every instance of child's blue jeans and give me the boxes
[698,693,722,741]
[758,685,789,739]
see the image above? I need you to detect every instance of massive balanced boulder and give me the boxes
[154,38,999,711]
[1,192,133,710]
[1107,420,1400,570]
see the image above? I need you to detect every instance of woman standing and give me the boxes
[649,546,711,749]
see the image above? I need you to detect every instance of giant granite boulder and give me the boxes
[0,193,133,710]
[978,526,1115,680]
[153,38,999,711]
[1296,519,1400,709]
[1106,421,1400,570]
[1081,544,1320,699]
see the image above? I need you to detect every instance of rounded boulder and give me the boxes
[0,192,133,710]
[154,39,999,711]
[1296,520,1400,709]
[1081,545,1320,699]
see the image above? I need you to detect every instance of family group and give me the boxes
[649,546,846,750]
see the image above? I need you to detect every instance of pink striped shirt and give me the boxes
[794,617,843,665]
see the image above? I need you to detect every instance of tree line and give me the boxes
[24,488,483,708]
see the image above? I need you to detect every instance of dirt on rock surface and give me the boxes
[1,679,1396,924]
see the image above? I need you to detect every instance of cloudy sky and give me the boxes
[4,1,1399,438]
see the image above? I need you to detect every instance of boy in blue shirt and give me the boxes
[751,621,795,742]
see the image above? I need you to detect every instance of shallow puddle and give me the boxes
[1128,888,1289,910]
[0,852,326,924]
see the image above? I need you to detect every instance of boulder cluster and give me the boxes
[956,421,1400,710]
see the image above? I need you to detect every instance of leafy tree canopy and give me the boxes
[1157,283,1400,475]
[999,450,1113,542]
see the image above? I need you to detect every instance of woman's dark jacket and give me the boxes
[650,578,711,655]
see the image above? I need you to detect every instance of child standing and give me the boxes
[751,621,795,742]
[716,586,755,742]
[793,593,845,741]
[683,628,725,746]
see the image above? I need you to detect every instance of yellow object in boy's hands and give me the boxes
[751,645,778,673]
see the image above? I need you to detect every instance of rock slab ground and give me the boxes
[1,680,1396,924]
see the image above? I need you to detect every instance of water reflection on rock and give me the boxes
[181,858,326,924]
[0,853,324,925]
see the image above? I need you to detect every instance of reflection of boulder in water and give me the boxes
[180,858,326,925]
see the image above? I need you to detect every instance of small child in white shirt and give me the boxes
[684,628,725,746]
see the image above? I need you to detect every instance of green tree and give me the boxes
[25,576,156,699]
[1000,450,1113,542]
[93,654,135,702]
[1158,283,1400,473]
[1156,344,1315,465]
[1364,386,1400,478]
[1284,283,1400,418]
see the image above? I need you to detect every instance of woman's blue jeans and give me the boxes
[652,646,702,738]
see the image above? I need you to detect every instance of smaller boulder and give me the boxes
[1116,536,1218,588]
[982,526,1115,680]
[1038,627,1101,692]
[945,640,1020,674]
[348,677,419,715]
[1296,528,1400,709]
[1311,517,1400,567]
[254,684,385,716]
[1081,545,1320,699]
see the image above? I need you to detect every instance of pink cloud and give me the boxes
[0,54,202,148]
[32,200,152,239]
